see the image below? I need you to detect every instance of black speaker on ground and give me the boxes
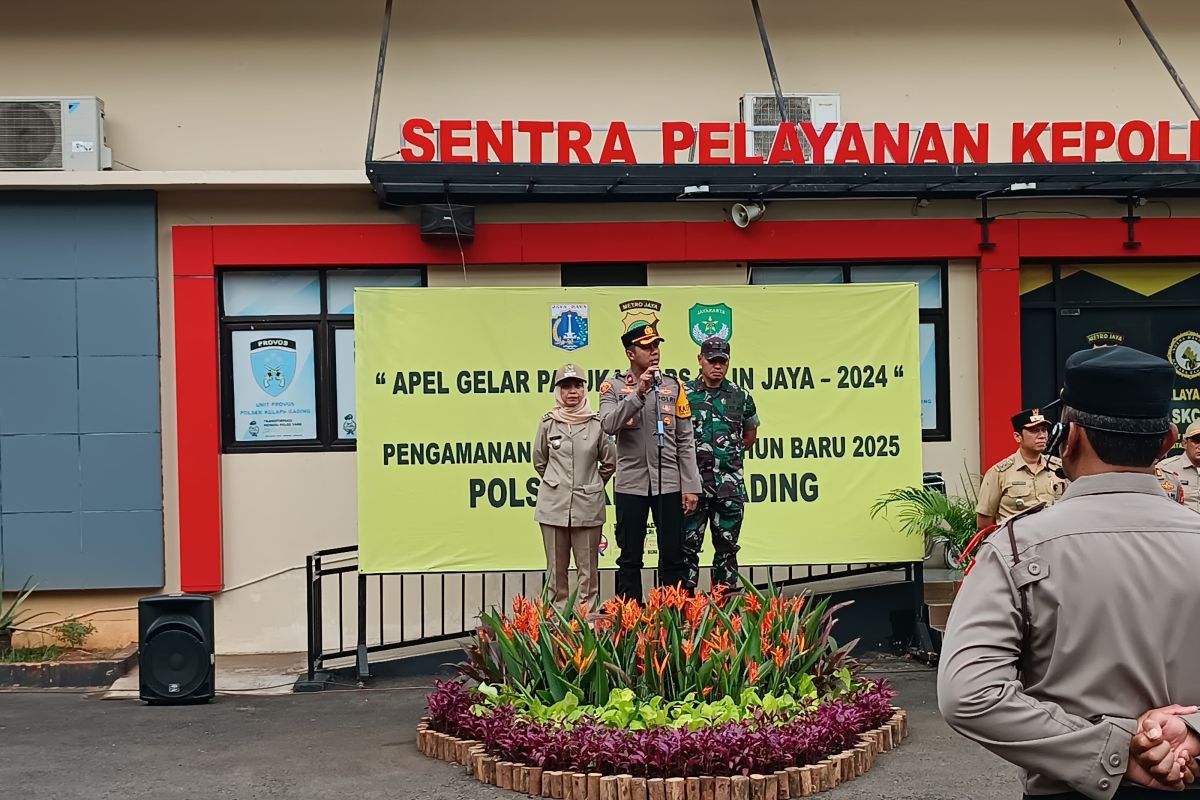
[419,203,475,241]
[138,594,215,705]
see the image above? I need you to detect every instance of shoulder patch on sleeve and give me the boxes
[675,391,691,418]
[599,380,612,394]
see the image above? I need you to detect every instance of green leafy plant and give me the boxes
[467,679,872,731]
[0,645,63,663]
[54,619,97,649]
[458,576,859,707]
[1,577,39,629]
[870,473,980,568]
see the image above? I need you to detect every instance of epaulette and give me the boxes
[1047,455,1062,467]
[541,413,552,422]
[963,502,1046,576]
[994,455,1016,471]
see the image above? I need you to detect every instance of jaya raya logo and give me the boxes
[1169,331,1200,380]
[550,303,589,351]
[689,303,732,345]
[250,338,297,398]
[618,299,662,332]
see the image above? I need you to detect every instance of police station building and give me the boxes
[4,0,1200,654]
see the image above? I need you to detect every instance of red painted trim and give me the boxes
[212,224,525,266]
[173,226,215,277]
[521,222,688,263]
[172,227,223,592]
[682,219,984,262]
[1018,218,1200,259]
[171,217,1200,586]
[977,223,1023,473]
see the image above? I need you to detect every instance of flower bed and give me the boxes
[419,582,909,797]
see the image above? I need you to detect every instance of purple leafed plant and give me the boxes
[425,679,897,778]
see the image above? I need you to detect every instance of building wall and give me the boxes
[5,0,1200,171]
[10,0,1195,651]
[143,190,989,652]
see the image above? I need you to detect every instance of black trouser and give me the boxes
[1027,789,1193,799]
[614,491,685,602]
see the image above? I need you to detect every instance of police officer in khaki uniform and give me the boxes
[939,346,1200,799]
[975,408,1068,530]
[533,363,617,613]
[599,321,701,602]
[1157,419,1200,514]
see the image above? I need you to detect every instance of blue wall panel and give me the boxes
[0,191,162,590]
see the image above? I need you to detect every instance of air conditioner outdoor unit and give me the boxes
[0,96,111,171]
[739,93,840,161]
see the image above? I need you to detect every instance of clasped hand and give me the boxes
[1128,705,1200,791]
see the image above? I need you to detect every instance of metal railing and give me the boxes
[305,547,915,682]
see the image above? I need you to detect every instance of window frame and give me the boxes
[218,266,426,453]
[749,260,951,441]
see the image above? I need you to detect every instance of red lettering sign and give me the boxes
[394,117,1198,165]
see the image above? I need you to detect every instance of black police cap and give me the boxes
[1061,345,1174,425]
[1011,408,1050,432]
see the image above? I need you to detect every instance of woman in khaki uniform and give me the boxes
[533,363,617,613]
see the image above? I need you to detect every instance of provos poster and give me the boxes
[354,285,923,574]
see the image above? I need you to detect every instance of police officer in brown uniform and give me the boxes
[1157,419,1200,514]
[939,346,1200,799]
[599,321,701,602]
[976,408,1068,531]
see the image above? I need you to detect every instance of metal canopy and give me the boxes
[367,160,1200,204]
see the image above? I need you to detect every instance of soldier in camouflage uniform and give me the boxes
[682,337,760,591]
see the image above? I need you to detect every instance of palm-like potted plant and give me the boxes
[869,479,979,569]
[0,578,40,656]
[870,475,980,633]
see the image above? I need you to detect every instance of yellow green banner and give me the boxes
[356,285,923,573]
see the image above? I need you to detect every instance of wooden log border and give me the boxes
[415,708,908,797]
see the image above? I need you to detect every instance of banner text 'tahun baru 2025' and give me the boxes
[355,285,923,574]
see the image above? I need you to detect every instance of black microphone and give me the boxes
[653,367,662,387]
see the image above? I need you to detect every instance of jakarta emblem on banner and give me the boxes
[355,285,923,574]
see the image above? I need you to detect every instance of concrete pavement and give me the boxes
[0,665,1016,800]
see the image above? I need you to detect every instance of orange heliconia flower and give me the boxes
[681,639,695,658]
[779,631,790,647]
[705,627,734,655]
[730,614,743,634]
[621,600,643,632]
[747,660,761,684]
[790,596,805,615]
[685,594,709,627]
[569,645,596,673]
[760,610,776,635]
[702,686,713,697]
[743,594,763,613]
[710,583,729,607]
[772,646,787,671]
[653,652,669,677]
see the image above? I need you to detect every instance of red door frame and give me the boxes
[172,216,1200,591]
